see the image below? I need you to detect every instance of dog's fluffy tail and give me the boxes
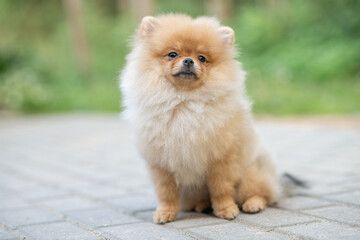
[280,172,308,196]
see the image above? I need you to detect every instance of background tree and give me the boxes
[63,0,91,73]
[207,0,233,22]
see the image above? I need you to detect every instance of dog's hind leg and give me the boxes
[237,152,281,214]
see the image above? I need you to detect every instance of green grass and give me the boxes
[247,79,360,115]
[0,0,359,115]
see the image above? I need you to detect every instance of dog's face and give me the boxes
[137,15,236,90]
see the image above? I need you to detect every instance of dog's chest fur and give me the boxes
[135,94,236,187]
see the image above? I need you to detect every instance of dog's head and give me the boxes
[136,14,237,90]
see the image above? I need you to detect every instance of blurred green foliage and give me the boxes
[0,0,359,114]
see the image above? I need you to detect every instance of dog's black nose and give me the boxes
[183,58,194,67]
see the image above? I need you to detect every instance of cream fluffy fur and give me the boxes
[120,14,281,223]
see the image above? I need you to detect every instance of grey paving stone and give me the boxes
[277,196,333,210]
[302,205,360,226]
[0,175,40,193]
[235,207,317,228]
[0,207,62,228]
[1,115,360,240]
[277,221,360,240]
[291,182,357,196]
[324,190,360,205]
[14,185,67,200]
[104,195,157,213]
[41,196,101,212]
[186,222,289,240]
[0,191,8,199]
[131,185,156,197]
[72,183,128,199]
[99,222,194,240]
[137,210,228,229]
[65,207,141,228]
[0,195,30,210]
[18,221,102,240]
[281,172,360,197]
[0,225,17,240]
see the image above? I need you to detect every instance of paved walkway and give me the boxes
[0,114,359,240]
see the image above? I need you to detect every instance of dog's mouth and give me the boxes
[173,71,198,80]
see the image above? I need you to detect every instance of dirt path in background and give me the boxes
[0,111,359,129]
[256,115,360,129]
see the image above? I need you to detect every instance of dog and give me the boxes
[120,14,281,224]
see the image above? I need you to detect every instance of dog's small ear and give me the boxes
[218,26,235,46]
[140,16,160,38]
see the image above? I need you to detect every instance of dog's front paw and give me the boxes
[214,203,239,220]
[241,195,266,214]
[153,209,177,224]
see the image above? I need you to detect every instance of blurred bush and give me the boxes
[0,0,359,114]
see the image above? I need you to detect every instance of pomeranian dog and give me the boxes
[120,14,281,224]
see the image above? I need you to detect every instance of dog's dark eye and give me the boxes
[198,55,206,63]
[168,52,178,59]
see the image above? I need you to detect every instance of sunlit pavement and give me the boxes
[0,114,359,240]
